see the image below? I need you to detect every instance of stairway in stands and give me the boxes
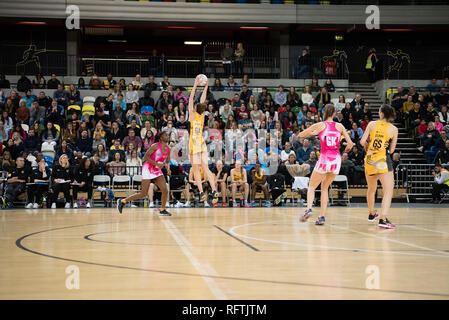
[348,83,433,202]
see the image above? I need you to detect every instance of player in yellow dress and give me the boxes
[188,77,218,204]
[360,104,398,229]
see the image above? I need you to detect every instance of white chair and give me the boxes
[112,175,131,202]
[83,96,96,106]
[330,175,350,206]
[92,175,111,206]
[21,123,29,133]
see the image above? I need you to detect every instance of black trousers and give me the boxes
[234,61,244,77]
[50,183,72,204]
[432,183,449,200]
[27,184,49,204]
[72,184,93,201]
[4,182,25,203]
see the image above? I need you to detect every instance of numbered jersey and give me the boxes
[365,120,393,175]
[315,121,342,174]
[189,111,207,155]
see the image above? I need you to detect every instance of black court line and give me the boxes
[213,225,259,251]
[13,223,449,298]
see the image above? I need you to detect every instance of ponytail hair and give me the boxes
[380,104,396,122]
[154,129,169,143]
[323,103,335,120]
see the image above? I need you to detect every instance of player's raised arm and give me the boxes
[298,122,325,138]
[188,78,198,115]
[200,79,209,104]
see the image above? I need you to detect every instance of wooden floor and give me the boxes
[1,206,449,300]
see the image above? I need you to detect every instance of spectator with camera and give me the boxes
[431,164,449,203]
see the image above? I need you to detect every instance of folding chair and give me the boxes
[168,175,187,206]
[329,175,350,206]
[83,96,96,106]
[92,175,111,207]
[439,187,449,204]
[112,175,131,203]
[131,175,143,207]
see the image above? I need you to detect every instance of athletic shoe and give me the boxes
[210,190,219,204]
[33,203,39,209]
[199,192,207,202]
[66,203,72,209]
[204,202,210,207]
[51,203,56,209]
[244,203,250,208]
[378,218,396,229]
[300,208,312,222]
[265,201,271,208]
[233,201,239,208]
[26,203,33,209]
[184,202,191,208]
[315,216,325,225]
[116,198,124,214]
[0,197,5,209]
[158,209,172,216]
[149,202,154,208]
[130,204,138,208]
[251,201,256,207]
[86,202,91,208]
[175,201,183,208]
[368,210,379,222]
[213,202,218,207]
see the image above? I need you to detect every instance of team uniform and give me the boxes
[365,120,393,176]
[314,121,342,174]
[142,142,170,180]
[189,111,207,155]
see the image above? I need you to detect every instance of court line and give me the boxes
[160,218,228,299]
[229,220,449,259]
[14,222,449,298]
[213,225,259,251]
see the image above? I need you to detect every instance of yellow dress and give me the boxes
[365,120,393,175]
[189,111,207,155]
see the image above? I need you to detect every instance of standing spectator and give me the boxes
[221,42,234,76]
[234,42,245,77]
[0,157,30,208]
[365,48,377,83]
[17,72,32,93]
[148,49,161,76]
[296,48,312,78]
[47,73,61,89]
[0,74,11,88]
[32,73,46,89]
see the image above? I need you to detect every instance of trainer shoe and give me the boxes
[65,203,72,209]
[315,216,325,225]
[233,201,239,208]
[51,203,56,209]
[149,202,154,208]
[300,208,312,222]
[204,202,210,207]
[251,201,256,207]
[199,192,207,202]
[222,202,228,207]
[116,199,124,214]
[244,201,250,208]
[184,201,191,208]
[33,203,39,209]
[210,190,219,205]
[26,203,33,209]
[175,201,183,208]
[86,202,91,208]
[158,209,172,216]
[265,201,271,208]
[368,210,379,222]
[378,218,396,229]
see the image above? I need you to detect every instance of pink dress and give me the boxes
[142,142,170,180]
[315,121,341,174]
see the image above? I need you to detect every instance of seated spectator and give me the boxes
[391,86,408,112]
[126,150,142,176]
[72,157,94,208]
[1,157,30,208]
[310,77,321,92]
[230,160,249,207]
[237,112,253,131]
[17,72,32,93]
[341,103,356,129]
[53,83,69,107]
[418,119,428,137]
[88,74,102,90]
[211,160,229,207]
[47,73,61,89]
[29,100,46,126]
[423,89,434,106]
[55,140,74,163]
[296,138,313,164]
[49,154,73,209]
[437,140,449,165]
[15,100,30,124]
[0,120,8,143]
[426,78,440,93]
[212,78,224,92]
[350,93,365,113]
[42,121,59,148]
[108,138,126,160]
[350,123,364,144]
[26,157,50,209]
[240,85,252,106]
[0,73,11,88]
[314,87,331,110]
[173,87,188,105]
[184,167,209,207]
[335,94,346,112]
[225,75,239,92]
[257,87,268,106]
[102,73,116,90]
[122,128,143,154]
[107,151,126,176]
[431,164,449,203]
[409,102,423,131]
[280,142,296,163]
[419,122,440,154]
[21,89,36,108]
[75,129,93,157]
[112,93,127,111]
[435,130,448,152]
[159,75,171,91]
[339,153,355,184]
[175,114,190,132]
[68,84,81,106]
[438,105,449,126]
[37,91,52,109]
[46,99,64,127]
[305,151,317,172]
[274,85,287,107]
[77,77,87,90]
[434,116,444,133]
[132,74,143,91]
[125,83,139,105]
[24,128,40,154]
[1,150,14,172]
[250,163,270,207]
[324,79,335,92]
[107,121,124,146]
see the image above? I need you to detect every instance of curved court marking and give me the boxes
[14,221,449,298]
[229,220,449,259]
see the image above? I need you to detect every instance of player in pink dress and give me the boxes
[298,104,354,225]
[117,131,172,216]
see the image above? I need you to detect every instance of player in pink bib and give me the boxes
[117,131,172,216]
[298,104,354,225]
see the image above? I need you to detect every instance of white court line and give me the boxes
[229,220,449,259]
[160,218,229,300]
